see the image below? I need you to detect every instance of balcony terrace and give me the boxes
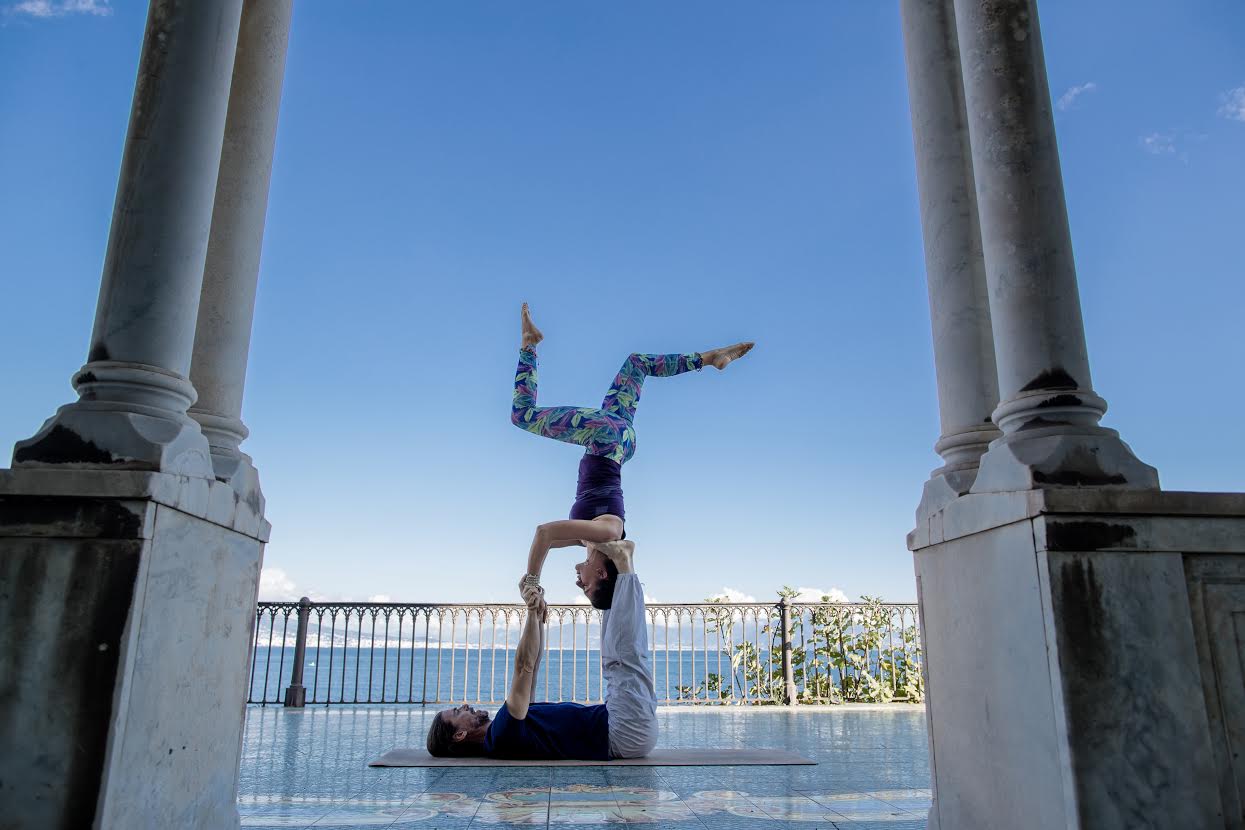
[239,599,929,828]
[238,705,931,829]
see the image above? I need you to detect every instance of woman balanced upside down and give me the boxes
[512,303,753,609]
[424,307,753,761]
[427,538,658,760]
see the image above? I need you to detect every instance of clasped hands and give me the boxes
[518,575,548,623]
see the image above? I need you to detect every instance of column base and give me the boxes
[911,489,1245,829]
[919,424,999,518]
[0,468,268,830]
[188,410,264,511]
[283,684,306,708]
[14,361,215,478]
[970,425,1159,493]
[14,406,214,479]
[917,467,980,520]
[209,448,266,516]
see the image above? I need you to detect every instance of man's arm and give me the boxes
[507,583,547,721]
[526,609,545,705]
[526,518,624,577]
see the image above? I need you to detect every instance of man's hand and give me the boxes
[518,576,548,623]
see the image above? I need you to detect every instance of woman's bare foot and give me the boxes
[701,341,755,371]
[596,539,635,573]
[521,302,543,350]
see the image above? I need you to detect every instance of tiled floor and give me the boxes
[238,705,930,828]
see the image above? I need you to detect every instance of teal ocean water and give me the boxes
[248,647,783,706]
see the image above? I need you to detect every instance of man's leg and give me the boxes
[601,571,658,759]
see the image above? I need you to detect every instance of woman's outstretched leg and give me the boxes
[599,353,701,421]
[600,342,755,422]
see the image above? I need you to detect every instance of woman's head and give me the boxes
[575,545,620,609]
[426,704,490,756]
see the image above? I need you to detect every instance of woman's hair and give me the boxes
[588,557,620,610]
[426,710,485,757]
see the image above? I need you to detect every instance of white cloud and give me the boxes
[1057,81,1097,111]
[1140,132,1176,155]
[1218,86,1245,122]
[367,594,393,604]
[1139,129,1205,164]
[7,0,111,17]
[258,567,300,601]
[790,586,850,603]
[710,587,757,603]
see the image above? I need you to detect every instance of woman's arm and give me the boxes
[526,517,624,577]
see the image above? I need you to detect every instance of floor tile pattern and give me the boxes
[239,705,930,829]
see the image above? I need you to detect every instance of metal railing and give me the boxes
[248,597,922,707]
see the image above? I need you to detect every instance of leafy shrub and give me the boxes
[673,589,924,705]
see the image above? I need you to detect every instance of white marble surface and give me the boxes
[1,468,268,829]
[239,706,932,828]
[912,488,1245,828]
[98,501,263,829]
[0,468,270,541]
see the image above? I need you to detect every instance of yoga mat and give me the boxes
[369,748,816,767]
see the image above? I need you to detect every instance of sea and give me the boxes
[248,646,781,706]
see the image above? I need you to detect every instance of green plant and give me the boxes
[672,591,924,705]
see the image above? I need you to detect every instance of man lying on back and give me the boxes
[426,539,656,760]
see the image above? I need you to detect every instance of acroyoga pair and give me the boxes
[427,304,753,760]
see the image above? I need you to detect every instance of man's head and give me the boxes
[575,543,619,610]
[426,704,490,757]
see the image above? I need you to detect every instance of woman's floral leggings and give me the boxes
[511,348,703,464]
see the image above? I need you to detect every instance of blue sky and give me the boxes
[2,1,1242,604]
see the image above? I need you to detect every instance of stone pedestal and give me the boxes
[910,490,1245,829]
[0,469,269,830]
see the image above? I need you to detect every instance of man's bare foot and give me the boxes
[596,539,635,573]
[701,341,755,371]
[521,302,543,350]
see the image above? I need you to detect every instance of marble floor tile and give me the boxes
[240,706,930,829]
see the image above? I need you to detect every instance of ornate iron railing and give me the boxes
[247,598,923,707]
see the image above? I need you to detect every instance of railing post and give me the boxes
[779,596,798,706]
[283,597,311,708]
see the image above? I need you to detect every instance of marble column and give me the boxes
[190,0,294,509]
[951,0,1157,492]
[12,0,245,479]
[901,0,1001,520]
